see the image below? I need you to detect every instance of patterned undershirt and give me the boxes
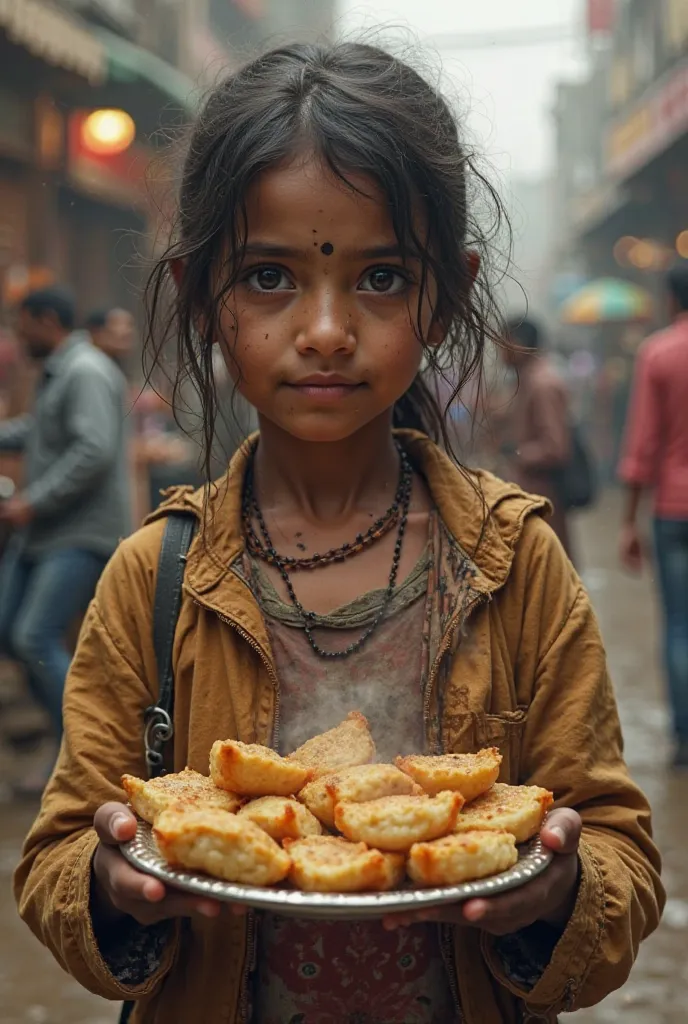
[247,527,458,1024]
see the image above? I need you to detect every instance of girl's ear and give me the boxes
[466,248,481,287]
[169,258,185,291]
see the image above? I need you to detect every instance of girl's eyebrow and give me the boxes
[242,241,405,259]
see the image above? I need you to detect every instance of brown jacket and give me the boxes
[14,433,663,1024]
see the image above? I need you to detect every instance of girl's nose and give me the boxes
[294,294,356,357]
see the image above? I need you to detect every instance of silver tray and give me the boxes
[121,820,553,920]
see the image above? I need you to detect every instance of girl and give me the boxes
[15,42,662,1024]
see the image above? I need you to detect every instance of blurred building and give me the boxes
[553,0,688,322]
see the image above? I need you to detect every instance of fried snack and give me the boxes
[288,712,376,779]
[154,806,291,886]
[299,763,424,830]
[395,748,503,801]
[238,796,322,842]
[210,739,311,797]
[407,830,518,887]
[334,791,464,852]
[121,768,242,824]
[284,835,405,893]
[454,783,554,843]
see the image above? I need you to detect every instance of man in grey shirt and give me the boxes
[0,287,130,791]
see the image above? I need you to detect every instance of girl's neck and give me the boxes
[253,416,401,521]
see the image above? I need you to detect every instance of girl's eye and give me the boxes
[245,267,294,292]
[358,268,408,295]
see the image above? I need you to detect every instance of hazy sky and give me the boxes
[339,0,587,180]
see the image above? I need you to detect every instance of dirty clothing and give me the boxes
[14,432,664,1024]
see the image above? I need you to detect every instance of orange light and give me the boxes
[81,109,135,156]
[613,235,638,266]
[676,230,688,259]
[629,239,657,270]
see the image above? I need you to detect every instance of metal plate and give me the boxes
[121,820,553,920]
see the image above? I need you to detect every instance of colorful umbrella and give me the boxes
[560,278,653,325]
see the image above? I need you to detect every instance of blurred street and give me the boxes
[0,489,684,1024]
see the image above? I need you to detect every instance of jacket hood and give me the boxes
[148,431,550,599]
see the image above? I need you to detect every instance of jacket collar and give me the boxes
[147,431,550,611]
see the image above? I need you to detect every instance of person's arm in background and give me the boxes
[3,367,122,529]
[0,414,32,452]
[515,377,570,472]
[618,346,660,571]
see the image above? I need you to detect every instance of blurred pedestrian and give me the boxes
[0,287,131,794]
[619,260,688,768]
[85,307,136,373]
[499,317,573,556]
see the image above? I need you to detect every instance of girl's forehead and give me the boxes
[245,158,396,240]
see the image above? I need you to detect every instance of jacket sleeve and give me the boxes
[23,366,122,517]
[13,522,180,1001]
[483,515,664,1015]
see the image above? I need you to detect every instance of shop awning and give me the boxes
[0,0,105,83]
[560,278,653,326]
[96,27,195,110]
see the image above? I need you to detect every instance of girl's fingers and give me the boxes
[94,802,137,845]
[540,808,583,854]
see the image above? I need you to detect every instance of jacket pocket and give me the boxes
[443,709,528,784]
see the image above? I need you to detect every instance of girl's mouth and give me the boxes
[287,375,365,401]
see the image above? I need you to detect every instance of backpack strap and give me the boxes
[144,511,196,779]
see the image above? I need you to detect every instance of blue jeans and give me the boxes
[653,518,688,745]
[0,544,108,738]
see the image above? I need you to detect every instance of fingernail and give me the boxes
[112,814,130,838]
[549,826,566,846]
[143,880,163,901]
[198,903,220,918]
[464,902,485,922]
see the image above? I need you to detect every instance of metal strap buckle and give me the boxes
[143,705,174,777]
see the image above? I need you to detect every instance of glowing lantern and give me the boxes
[81,109,135,156]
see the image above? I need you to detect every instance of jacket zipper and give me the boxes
[423,589,488,1024]
[194,601,279,1024]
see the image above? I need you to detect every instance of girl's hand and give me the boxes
[92,802,242,926]
[382,807,582,936]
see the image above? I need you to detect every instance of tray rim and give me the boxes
[120,819,553,918]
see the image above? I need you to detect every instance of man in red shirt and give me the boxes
[619,260,688,768]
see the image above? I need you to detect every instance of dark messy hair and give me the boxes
[85,309,109,331]
[506,316,541,351]
[145,40,509,480]
[667,259,688,312]
[21,287,75,331]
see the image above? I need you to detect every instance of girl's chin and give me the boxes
[258,413,388,445]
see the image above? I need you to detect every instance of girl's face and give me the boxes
[216,154,441,444]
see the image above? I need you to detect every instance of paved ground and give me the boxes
[0,491,684,1023]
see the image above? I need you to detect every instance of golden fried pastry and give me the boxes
[299,763,424,829]
[395,748,503,801]
[284,835,405,893]
[238,796,322,842]
[407,830,518,887]
[454,783,554,843]
[334,791,464,852]
[210,740,311,797]
[154,806,291,886]
[288,712,375,779]
[121,768,242,824]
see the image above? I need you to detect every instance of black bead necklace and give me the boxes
[244,444,413,659]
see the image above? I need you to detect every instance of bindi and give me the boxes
[320,242,334,256]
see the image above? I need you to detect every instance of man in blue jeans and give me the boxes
[0,287,131,792]
[619,261,688,769]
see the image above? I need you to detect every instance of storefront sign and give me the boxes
[607,59,688,179]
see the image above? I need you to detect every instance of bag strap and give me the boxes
[120,513,196,1024]
[144,511,196,779]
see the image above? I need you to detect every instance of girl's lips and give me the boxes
[287,382,364,401]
